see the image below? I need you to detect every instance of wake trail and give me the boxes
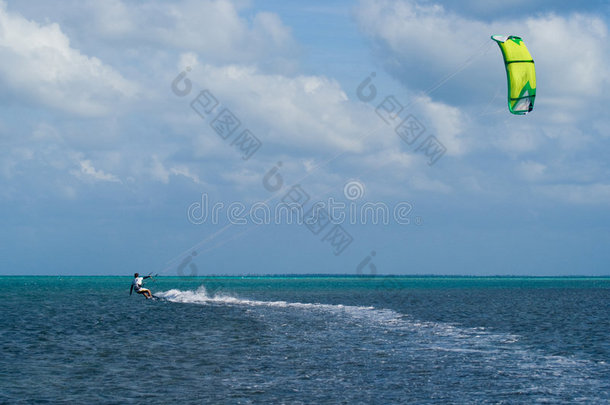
[156,286,522,345]
[155,285,608,395]
[156,286,375,312]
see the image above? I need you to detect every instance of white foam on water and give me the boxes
[154,286,591,363]
[157,285,519,344]
[155,285,607,395]
[157,285,376,312]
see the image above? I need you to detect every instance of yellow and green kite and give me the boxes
[491,35,536,115]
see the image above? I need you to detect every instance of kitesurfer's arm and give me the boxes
[130,285,133,295]
[143,275,152,279]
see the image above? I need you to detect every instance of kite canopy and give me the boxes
[491,35,536,115]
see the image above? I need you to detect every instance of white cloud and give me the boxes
[528,13,609,100]
[417,95,468,156]
[72,159,121,183]
[169,166,203,185]
[2,0,606,207]
[149,155,203,185]
[355,0,610,117]
[0,1,137,116]
[150,156,171,184]
[355,0,490,90]
[187,63,373,154]
[88,0,298,72]
[355,0,610,185]
[172,60,477,196]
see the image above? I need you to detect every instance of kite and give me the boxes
[491,35,536,115]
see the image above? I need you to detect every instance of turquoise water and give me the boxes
[1,276,608,403]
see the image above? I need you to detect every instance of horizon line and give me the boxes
[1,274,609,278]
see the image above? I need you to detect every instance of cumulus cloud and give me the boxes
[530,13,608,100]
[355,0,610,115]
[87,0,299,72]
[416,95,469,156]
[355,0,491,100]
[185,62,374,154]
[3,0,607,206]
[353,0,610,194]
[0,1,137,116]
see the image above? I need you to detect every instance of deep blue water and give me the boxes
[0,276,608,404]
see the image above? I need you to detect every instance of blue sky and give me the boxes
[1,0,609,276]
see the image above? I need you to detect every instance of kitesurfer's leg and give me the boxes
[136,289,150,299]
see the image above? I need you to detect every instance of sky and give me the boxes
[1,0,609,276]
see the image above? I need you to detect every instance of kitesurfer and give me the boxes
[130,273,153,299]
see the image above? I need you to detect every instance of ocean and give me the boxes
[1,276,608,404]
